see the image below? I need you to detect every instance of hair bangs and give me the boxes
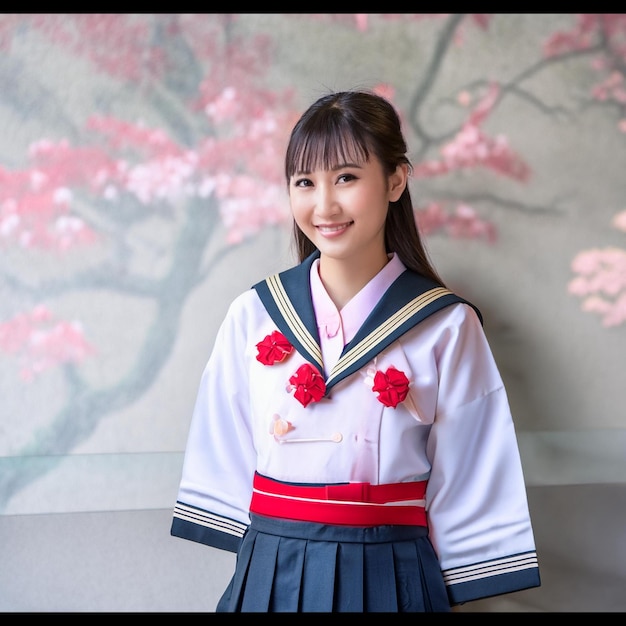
[286,115,370,179]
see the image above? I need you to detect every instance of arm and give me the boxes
[425,304,540,605]
[171,293,257,552]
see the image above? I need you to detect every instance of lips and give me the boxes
[316,221,353,234]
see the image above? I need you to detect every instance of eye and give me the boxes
[337,173,357,184]
[293,177,313,188]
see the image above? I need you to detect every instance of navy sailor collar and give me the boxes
[252,251,482,394]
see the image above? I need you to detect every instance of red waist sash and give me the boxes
[250,472,427,527]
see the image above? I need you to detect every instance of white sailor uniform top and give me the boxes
[171,251,541,606]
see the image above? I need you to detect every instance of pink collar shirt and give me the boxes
[309,253,406,376]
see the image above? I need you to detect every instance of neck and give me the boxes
[319,252,390,310]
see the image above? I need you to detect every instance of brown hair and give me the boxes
[285,90,445,286]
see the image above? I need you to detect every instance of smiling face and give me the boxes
[288,154,406,269]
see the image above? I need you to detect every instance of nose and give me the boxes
[314,184,339,218]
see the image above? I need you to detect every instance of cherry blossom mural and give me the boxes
[0,14,625,612]
[568,210,626,327]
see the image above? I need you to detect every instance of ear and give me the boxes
[388,164,408,202]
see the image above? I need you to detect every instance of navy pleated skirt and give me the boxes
[216,513,451,612]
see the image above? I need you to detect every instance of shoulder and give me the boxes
[401,301,485,351]
[225,287,266,320]
[224,256,311,324]
[392,267,483,326]
[427,301,484,337]
[440,300,483,327]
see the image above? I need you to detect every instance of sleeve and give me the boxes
[425,304,541,605]
[170,295,257,553]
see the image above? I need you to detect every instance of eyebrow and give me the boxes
[292,162,363,176]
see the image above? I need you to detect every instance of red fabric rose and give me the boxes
[288,363,326,408]
[256,330,293,365]
[372,366,410,408]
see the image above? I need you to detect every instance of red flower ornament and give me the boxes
[372,366,410,408]
[287,363,326,408]
[256,330,294,365]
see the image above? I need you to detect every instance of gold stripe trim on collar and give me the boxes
[327,287,452,385]
[266,274,323,367]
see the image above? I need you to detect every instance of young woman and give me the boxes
[171,90,541,612]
